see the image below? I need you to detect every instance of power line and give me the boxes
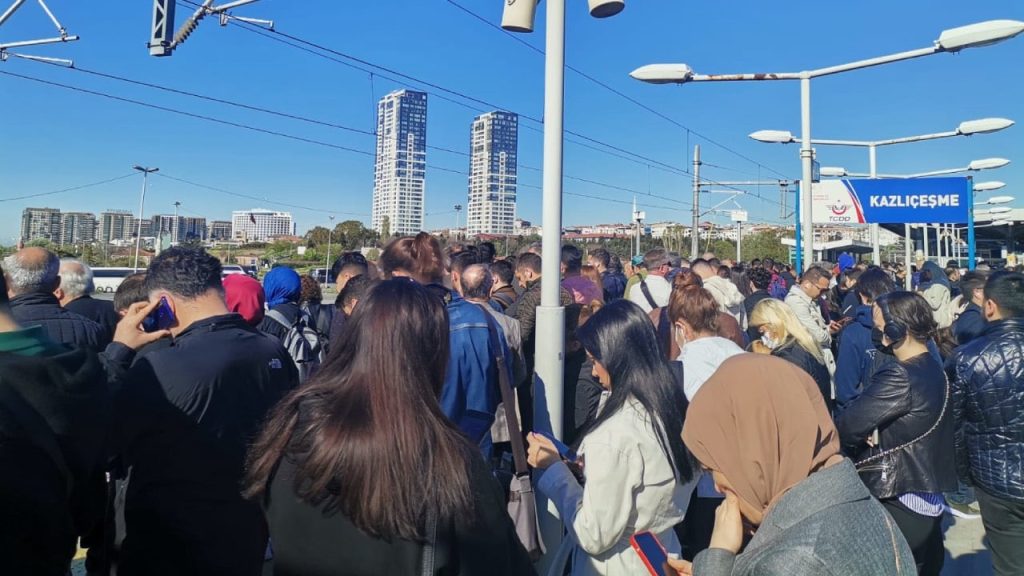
[7,62,697,208]
[441,0,792,181]
[154,172,369,216]
[0,173,137,202]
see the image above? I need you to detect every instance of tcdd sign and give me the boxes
[811,177,971,225]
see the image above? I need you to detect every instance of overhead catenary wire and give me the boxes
[0,172,137,202]
[2,64,701,209]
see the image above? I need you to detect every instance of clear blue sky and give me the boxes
[2,0,1022,242]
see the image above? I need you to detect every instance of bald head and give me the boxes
[461,264,494,300]
[691,259,715,280]
[3,247,60,297]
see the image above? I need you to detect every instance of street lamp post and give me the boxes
[173,201,181,245]
[750,118,1014,266]
[501,0,625,563]
[132,165,159,272]
[325,215,335,286]
[631,19,1024,273]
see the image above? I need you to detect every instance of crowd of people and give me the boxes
[1,238,1022,576]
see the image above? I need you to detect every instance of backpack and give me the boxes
[768,273,788,300]
[267,309,326,382]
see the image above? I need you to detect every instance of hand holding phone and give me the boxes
[631,531,669,576]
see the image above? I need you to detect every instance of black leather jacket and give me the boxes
[949,318,1024,501]
[835,352,958,500]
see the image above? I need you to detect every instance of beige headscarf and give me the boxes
[682,353,842,515]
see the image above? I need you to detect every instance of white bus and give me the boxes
[92,267,137,294]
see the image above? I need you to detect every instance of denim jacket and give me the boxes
[440,289,511,447]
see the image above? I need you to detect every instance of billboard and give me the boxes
[811,177,970,225]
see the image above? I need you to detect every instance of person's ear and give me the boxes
[984,299,999,321]
[51,275,62,293]
[53,286,65,301]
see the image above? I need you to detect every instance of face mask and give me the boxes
[674,326,688,349]
[760,334,781,350]
[872,327,894,356]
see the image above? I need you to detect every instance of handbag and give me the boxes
[476,305,546,561]
[854,374,950,492]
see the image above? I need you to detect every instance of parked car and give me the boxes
[222,265,247,278]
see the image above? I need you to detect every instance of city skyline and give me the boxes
[1,2,1021,242]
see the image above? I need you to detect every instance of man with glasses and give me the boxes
[785,266,839,377]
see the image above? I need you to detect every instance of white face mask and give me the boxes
[674,325,689,350]
[760,333,781,350]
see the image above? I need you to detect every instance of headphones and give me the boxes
[878,299,907,344]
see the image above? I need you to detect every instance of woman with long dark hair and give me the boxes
[527,299,697,575]
[244,279,534,575]
[835,291,957,576]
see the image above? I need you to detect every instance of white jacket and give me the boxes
[784,285,837,378]
[537,397,696,576]
[920,283,954,329]
[703,276,747,328]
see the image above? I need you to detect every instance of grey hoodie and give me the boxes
[704,276,747,328]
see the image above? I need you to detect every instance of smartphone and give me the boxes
[537,431,577,462]
[631,531,669,576]
[143,297,176,333]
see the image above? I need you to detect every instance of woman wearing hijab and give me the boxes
[223,274,266,327]
[258,266,303,343]
[668,354,915,576]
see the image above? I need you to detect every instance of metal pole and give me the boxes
[923,225,930,263]
[799,75,814,273]
[904,224,912,289]
[173,201,180,244]
[795,182,803,272]
[535,0,566,563]
[736,220,742,262]
[691,144,701,260]
[869,144,881,265]
[133,171,150,272]
[967,180,976,270]
[325,216,334,286]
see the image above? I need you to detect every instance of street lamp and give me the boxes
[749,118,1014,265]
[132,165,159,272]
[501,0,625,561]
[975,181,1007,192]
[976,196,1016,206]
[325,215,335,287]
[631,19,1024,273]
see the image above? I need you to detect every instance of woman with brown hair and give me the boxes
[244,279,534,575]
[650,270,745,361]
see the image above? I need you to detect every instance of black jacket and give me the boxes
[949,318,1024,502]
[106,314,299,576]
[836,352,957,500]
[0,332,111,576]
[265,413,536,576]
[258,301,302,343]
[743,290,773,342]
[65,295,119,346]
[773,342,833,414]
[9,292,104,350]
[953,302,987,346]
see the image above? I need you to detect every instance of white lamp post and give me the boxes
[631,19,1024,273]
[749,118,1014,265]
[501,0,625,563]
[132,165,159,272]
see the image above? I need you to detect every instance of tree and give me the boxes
[335,220,373,250]
[737,230,790,263]
[380,216,391,242]
[305,226,331,248]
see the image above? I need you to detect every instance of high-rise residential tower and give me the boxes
[466,111,518,236]
[372,89,427,236]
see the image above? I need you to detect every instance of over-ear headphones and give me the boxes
[879,299,907,344]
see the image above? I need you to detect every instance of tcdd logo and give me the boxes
[830,202,849,216]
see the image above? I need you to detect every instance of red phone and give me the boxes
[631,531,669,576]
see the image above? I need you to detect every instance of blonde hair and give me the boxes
[749,299,824,362]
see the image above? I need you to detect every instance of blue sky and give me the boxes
[1,0,1022,242]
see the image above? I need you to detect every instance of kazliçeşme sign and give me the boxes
[810,177,971,225]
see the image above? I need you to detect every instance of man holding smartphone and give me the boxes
[104,247,299,576]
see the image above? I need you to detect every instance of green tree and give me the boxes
[305,226,331,248]
[380,216,391,243]
[737,230,790,262]
[335,220,374,250]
